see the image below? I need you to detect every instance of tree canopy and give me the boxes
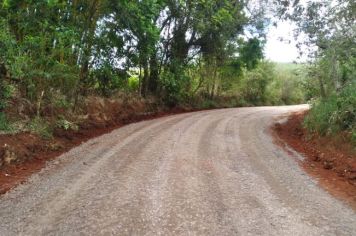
[0,0,354,139]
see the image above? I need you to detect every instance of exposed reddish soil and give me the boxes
[273,111,356,209]
[0,107,190,194]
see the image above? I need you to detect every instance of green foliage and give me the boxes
[190,59,307,106]
[28,117,52,139]
[0,0,311,125]
[352,130,356,144]
[127,76,139,93]
[0,2,80,102]
[200,99,219,109]
[239,38,264,70]
[280,0,356,141]
[92,65,127,97]
[56,118,78,131]
[0,19,21,77]
[0,80,14,110]
[0,0,353,151]
[304,83,356,138]
[267,63,306,105]
[53,94,72,110]
[160,70,190,106]
[240,61,275,105]
[0,112,11,131]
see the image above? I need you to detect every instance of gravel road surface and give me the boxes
[0,105,355,235]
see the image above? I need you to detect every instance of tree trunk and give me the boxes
[318,76,327,99]
[330,50,340,92]
[148,54,159,95]
[141,61,149,97]
[73,0,101,110]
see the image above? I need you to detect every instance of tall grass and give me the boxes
[304,83,356,141]
[0,112,11,131]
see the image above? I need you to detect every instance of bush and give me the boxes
[128,76,139,92]
[56,118,78,131]
[28,117,52,139]
[53,93,72,110]
[0,112,11,131]
[160,70,190,106]
[240,61,275,105]
[0,81,14,110]
[352,130,356,144]
[304,83,356,138]
[0,80,14,132]
[200,99,218,109]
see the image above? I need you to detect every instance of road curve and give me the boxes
[0,105,355,235]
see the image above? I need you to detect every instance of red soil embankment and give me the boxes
[273,111,356,209]
[0,101,189,194]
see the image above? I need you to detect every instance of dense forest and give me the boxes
[0,0,355,142]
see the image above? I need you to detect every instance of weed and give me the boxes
[28,117,52,139]
[304,83,356,140]
[0,112,11,131]
[56,118,78,131]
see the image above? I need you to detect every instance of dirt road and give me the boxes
[0,106,355,235]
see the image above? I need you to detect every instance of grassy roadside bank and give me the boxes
[0,94,248,194]
[0,103,182,194]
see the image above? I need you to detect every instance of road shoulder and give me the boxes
[272,111,356,210]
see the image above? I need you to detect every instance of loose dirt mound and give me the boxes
[273,111,356,209]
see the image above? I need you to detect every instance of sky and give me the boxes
[264,21,304,63]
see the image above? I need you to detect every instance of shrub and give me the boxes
[352,130,356,144]
[0,112,11,131]
[0,81,14,110]
[56,118,78,131]
[160,70,190,106]
[0,80,14,132]
[53,93,72,110]
[128,76,139,92]
[200,99,218,109]
[304,83,356,138]
[240,61,275,105]
[28,117,52,139]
